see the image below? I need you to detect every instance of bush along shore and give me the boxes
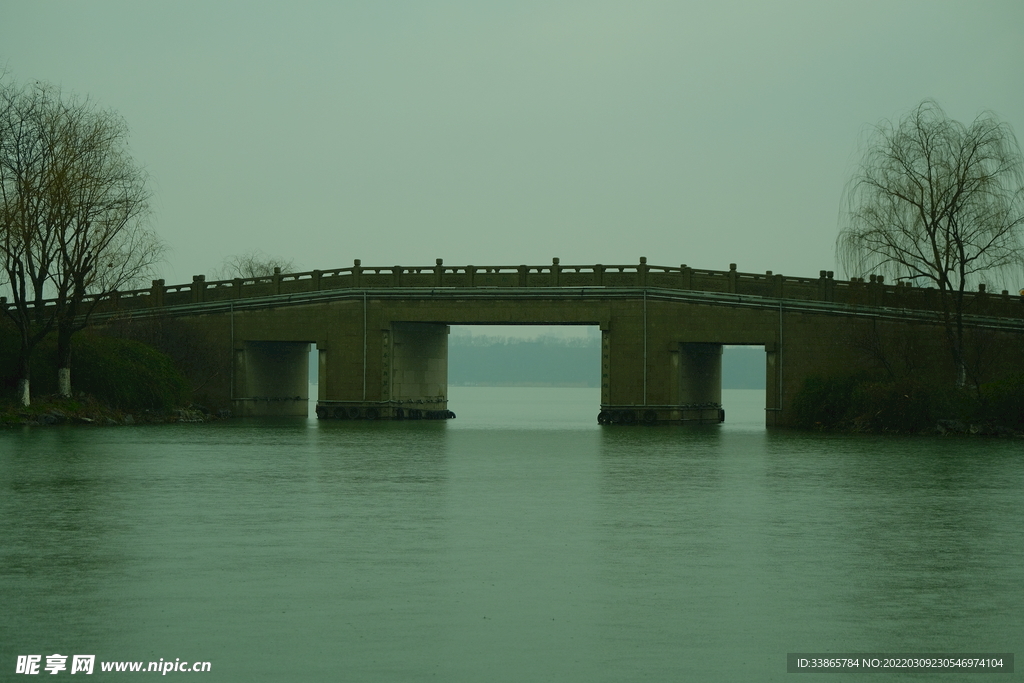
[1,326,220,427]
[792,375,1024,436]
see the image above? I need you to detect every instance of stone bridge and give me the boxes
[83,258,1024,426]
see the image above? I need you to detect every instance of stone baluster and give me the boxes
[191,275,206,304]
[150,279,165,307]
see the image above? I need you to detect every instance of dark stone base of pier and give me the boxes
[314,402,455,421]
[597,405,725,425]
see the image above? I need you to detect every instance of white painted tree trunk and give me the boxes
[17,378,30,406]
[58,368,72,398]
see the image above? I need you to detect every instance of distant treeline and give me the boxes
[447,336,765,389]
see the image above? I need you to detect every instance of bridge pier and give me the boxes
[233,341,310,417]
[678,342,723,406]
[386,322,451,419]
[598,327,727,425]
[314,321,453,420]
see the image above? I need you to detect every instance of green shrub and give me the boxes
[792,372,1024,433]
[70,333,191,410]
[791,376,859,429]
[0,325,190,410]
[978,375,1024,428]
[847,380,938,432]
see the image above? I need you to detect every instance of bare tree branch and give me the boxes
[212,249,296,280]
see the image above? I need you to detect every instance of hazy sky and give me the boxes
[3,1,1022,286]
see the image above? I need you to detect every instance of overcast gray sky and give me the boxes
[3,1,1022,286]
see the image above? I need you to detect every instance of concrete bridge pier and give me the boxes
[764,344,782,428]
[233,341,311,417]
[598,319,727,425]
[385,322,451,419]
[676,342,725,421]
[315,321,452,420]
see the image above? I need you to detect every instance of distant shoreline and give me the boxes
[451,382,596,388]
[310,383,767,390]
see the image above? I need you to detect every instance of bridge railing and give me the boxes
[27,257,1023,321]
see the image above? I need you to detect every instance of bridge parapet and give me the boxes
[42,257,1024,321]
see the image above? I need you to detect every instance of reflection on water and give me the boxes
[1,389,1021,681]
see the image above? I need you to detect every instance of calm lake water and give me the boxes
[1,388,1021,681]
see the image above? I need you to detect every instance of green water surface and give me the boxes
[1,389,1020,681]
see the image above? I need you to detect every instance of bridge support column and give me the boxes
[765,344,781,427]
[678,342,723,406]
[314,321,452,420]
[598,319,726,425]
[632,342,723,424]
[234,341,310,416]
[387,322,451,419]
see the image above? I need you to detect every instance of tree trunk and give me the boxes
[953,348,967,388]
[936,279,968,389]
[17,378,31,407]
[58,368,72,398]
[17,350,31,406]
[954,285,968,389]
[57,323,74,398]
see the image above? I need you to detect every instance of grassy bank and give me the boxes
[0,323,197,425]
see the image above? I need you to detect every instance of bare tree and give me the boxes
[212,249,296,280]
[837,100,1024,386]
[0,80,63,405]
[0,78,161,404]
[50,107,161,397]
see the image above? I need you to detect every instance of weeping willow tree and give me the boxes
[837,100,1024,386]
[212,249,296,280]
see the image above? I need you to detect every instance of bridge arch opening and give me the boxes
[720,345,768,428]
[448,325,601,389]
[446,324,601,426]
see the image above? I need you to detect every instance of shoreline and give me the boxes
[0,396,219,428]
